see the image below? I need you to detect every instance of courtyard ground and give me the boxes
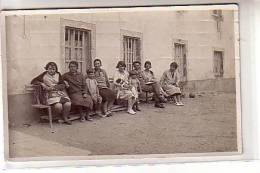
[8,92,238,158]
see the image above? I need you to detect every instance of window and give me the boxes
[65,26,92,73]
[123,36,141,71]
[174,42,187,82]
[61,19,95,73]
[213,50,224,77]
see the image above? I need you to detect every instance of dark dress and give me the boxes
[62,72,93,109]
[134,69,162,103]
[94,68,116,102]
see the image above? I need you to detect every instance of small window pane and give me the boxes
[75,48,78,60]
[79,31,83,47]
[65,28,69,46]
[78,48,82,61]
[65,47,71,60]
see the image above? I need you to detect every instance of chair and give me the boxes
[145,91,152,103]
[25,84,53,130]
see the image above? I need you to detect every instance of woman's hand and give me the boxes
[40,83,54,91]
[91,95,98,103]
[40,83,47,89]
[97,95,102,104]
[64,80,70,88]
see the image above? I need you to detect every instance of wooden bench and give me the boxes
[25,84,126,131]
[25,84,54,131]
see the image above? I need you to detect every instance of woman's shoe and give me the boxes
[154,103,165,108]
[106,111,113,117]
[135,104,141,111]
[80,116,86,122]
[178,102,184,106]
[64,120,72,125]
[127,109,136,115]
[136,106,141,111]
[176,102,184,106]
[86,116,93,121]
[100,113,107,118]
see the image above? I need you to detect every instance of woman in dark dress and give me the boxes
[62,61,93,122]
[31,62,72,125]
[93,59,116,117]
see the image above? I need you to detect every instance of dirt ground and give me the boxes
[9,92,238,158]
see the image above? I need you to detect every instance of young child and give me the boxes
[86,69,103,117]
[129,70,142,111]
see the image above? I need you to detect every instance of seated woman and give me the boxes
[143,61,168,100]
[160,62,184,106]
[93,59,116,117]
[62,61,93,122]
[31,62,72,125]
[132,60,165,108]
[113,61,137,115]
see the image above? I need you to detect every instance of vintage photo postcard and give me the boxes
[1,4,241,164]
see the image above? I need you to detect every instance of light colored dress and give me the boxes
[129,78,140,99]
[86,78,102,104]
[113,70,137,100]
[160,70,181,96]
[42,73,70,105]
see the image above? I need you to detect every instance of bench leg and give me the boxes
[146,92,148,103]
[47,107,53,130]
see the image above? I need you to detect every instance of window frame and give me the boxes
[60,18,96,74]
[172,39,188,82]
[120,29,143,71]
[213,48,225,78]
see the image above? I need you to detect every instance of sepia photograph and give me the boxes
[1,5,241,161]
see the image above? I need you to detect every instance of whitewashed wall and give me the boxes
[6,10,235,95]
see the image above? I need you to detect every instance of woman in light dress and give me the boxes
[113,61,137,115]
[160,62,184,106]
[31,62,72,125]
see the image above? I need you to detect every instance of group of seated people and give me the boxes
[31,59,184,125]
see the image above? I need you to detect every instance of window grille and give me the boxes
[123,36,141,71]
[65,26,92,73]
